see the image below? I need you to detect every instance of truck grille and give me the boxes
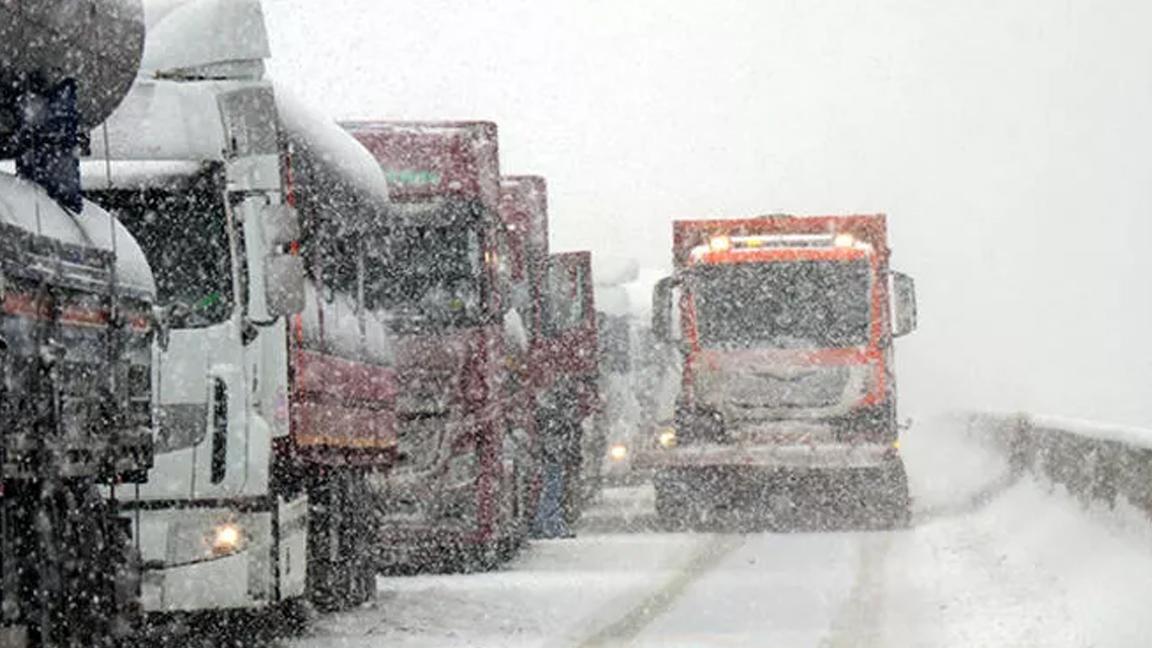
[724,366,852,414]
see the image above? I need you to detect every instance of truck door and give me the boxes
[187,82,288,500]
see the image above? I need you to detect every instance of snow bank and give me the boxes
[880,477,1152,647]
[1030,414,1152,450]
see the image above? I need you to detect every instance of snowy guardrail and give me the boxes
[968,412,1152,513]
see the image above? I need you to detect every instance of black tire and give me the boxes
[274,596,318,636]
[654,473,693,531]
[307,470,376,612]
[502,462,530,560]
[867,461,911,530]
[2,480,139,647]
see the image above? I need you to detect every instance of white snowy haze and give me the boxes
[263,0,1152,427]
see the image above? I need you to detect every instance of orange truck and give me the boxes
[637,214,917,528]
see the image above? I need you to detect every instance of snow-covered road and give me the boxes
[286,422,1152,647]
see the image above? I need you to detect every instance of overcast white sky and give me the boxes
[262,0,1152,426]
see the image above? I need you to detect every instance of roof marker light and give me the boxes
[708,236,732,252]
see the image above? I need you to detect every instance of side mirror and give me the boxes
[261,203,304,318]
[264,204,300,248]
[891,271,917,337]
[651,276,681,343]
[264,254,305,317]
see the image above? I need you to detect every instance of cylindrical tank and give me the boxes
[0,0,145,136]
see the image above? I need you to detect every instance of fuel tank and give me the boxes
[0,0,145,138]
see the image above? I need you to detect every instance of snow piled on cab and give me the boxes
[274,83,392,207]
[141,0,270,74]
[0,173,156,297]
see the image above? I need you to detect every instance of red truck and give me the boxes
[638,214,917,528]
[497,176,549,529]
[345,121,525,568]
[540,251,602,522]
[498,180,603,527]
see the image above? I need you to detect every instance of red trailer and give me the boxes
[345,121,523,568]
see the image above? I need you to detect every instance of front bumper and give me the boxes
[131,497,308,613]
[634,441,897,471]
[141,551,259,613]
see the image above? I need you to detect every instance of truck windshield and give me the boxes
[691,259,871,349]
[365,224,484,328]
[86,176,233,328]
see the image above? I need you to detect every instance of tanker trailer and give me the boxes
[1,2,156,646]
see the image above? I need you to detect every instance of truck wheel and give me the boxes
[467,542,501,573]
[654,473,692,531]
[866,461,911,529]
[885,461,913,528]
[307,471,376,611]
[5,481,137,647]
[306,473,342,611]
[501,463,529,560]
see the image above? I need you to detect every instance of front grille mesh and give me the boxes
[725,366,851,412]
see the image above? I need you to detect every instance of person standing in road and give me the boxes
[531,416,575,538]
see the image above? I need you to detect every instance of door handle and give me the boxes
[210,377,228,484]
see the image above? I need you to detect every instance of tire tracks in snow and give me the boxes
[571,533,744,647]
[820,469,1023,647]
[819,533,894,648]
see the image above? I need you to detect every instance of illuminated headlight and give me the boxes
[833,233,856,248]
[210,522,245,556]
[657,428,678,448]
[608,443,628,462]
[165,514,250,565]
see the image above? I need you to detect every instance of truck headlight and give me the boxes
[165,514,250,565]
[210,522,245,556]
[609,443,628,461]
[657,428,678,448]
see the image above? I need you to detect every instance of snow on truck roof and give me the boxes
[0,173,156,298]
[140,0,269,76]
[276,88,391,208]
[82,78,390,208]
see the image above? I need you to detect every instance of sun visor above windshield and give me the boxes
[672,214,889,267]
[79,159,208,191]
[87,78,229,162]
